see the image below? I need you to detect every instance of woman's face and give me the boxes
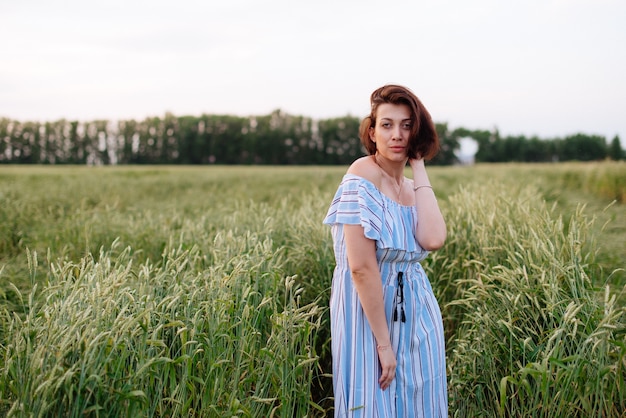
[369,103,412,162]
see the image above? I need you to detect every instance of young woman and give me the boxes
[323,85,448,417]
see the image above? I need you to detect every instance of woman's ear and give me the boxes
[369,126,375,143]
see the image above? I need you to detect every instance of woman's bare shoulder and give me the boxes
[347,156,381,187]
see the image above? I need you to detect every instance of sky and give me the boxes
[1,0,625,146]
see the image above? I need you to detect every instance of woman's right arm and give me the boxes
[343,224,397,390]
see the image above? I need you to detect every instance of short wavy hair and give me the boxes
[359,84,439,160]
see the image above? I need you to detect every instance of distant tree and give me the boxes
[211,114,248,164]
[41,121,60,164]
[0,119,8,162]
[463,128,501,163]
[524,136,551,162]
[25,121,43,163]
[117,119,140,164]
[502,135,528,162]
[431,123,459,165]
[159,112,179,163]
[608,135,624,160]
[6,121,38,163]
[172,116,198,164]
[560,133,607,161]
[262,110,316,165]
[318,116,361,165]
[67,121,83,164]
[252,110,289,164]
[6,120,23,163]
[287,115,316,165]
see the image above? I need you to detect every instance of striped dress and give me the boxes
[323,174,447,418]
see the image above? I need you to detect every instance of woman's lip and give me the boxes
[391,147,405,151]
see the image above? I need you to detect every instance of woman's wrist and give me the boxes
[410,159,431,187]
[409,158,425,170]
[413,184,433,192]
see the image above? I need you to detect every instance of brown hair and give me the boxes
[359,84,439,160]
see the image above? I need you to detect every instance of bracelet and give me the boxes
[413,185,433,192]
[376,344,391,351]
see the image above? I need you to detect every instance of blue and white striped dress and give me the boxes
[323,174,448,418]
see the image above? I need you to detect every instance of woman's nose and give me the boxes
[392,126,402,140]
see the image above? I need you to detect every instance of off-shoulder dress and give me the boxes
[323,174,448,417]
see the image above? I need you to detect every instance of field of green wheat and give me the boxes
[0,162,625,417]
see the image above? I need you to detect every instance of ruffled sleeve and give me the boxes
[323,174,384,241]
[323,174,427,255]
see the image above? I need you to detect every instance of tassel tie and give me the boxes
[394,271,406,322]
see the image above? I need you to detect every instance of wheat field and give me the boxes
[0,162,624,417]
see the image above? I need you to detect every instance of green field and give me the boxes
[1,162,625,417]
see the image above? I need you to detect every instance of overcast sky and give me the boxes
[1,0,625,144]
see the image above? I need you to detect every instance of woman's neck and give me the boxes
[373,154,405,184]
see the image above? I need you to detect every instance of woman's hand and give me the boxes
[409,156,425,170]
[377,346,397,390]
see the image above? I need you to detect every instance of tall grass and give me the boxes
[2,237,321,417]
[0,164,624,416]
[427,181,626,416]
[0,166,337,416]
[555,161,626,203]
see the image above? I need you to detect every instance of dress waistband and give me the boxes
[382,262,425,286]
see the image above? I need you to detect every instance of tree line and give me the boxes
[0,111,623,165]
[457,128,624,163]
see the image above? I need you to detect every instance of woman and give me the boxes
[323,85,448,417]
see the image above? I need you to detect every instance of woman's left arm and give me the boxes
[410,158,446,250]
